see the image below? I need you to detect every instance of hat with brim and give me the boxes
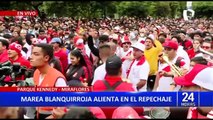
[131,42,145,52]
[174,64,208,87]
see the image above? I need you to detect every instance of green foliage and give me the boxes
[193,2,213,18]
[116,1,149,18]
[0,1,213,18]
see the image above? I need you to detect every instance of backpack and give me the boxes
[80,51,94,86]
[103,80,122,91]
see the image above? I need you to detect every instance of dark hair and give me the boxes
[34,43,54,62]
[171,35,182,43]
[191,56,208,65]
[99,44,110,50]
[202,39,212,48]
[0,39,9,49]
[25,34,33,45]
[106,67,120,76]
[62,107,97,119]
[49,57,63,72]
[70,49,86,66]
[11,37,24,46]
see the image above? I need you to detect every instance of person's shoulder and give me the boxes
[117,82,135,91]
[93,80,105,91]
[93,80,104,86]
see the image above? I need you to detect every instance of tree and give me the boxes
[153,2,171,18]
[116,2,149,18]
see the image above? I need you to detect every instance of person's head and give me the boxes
[0,39,9,53]
[193,39,201,51]
[131,42,145,60]
[8,42,22,60]
[51,37,63,50]
[68,33,75,44]
[62,107,97,119]
[121,36,131,51]
[99,35,109,46]
[93,30,99,39]
[163,41,178,59]
[107,42,117,56]
[192,31,203,41]
[10,37,24,46]
[171,35,182,44]
[20,29,27,38]
[30,43,54,68]
[158,32,167,44]
[105,55,122,76]
[178,30,186,41]
[144,36,155,50]
[49,57,63,73]
[99,44,111,62]
[73,36,85,50]
[12,31,19,37]
[201,40,212,52]
[70,49,85,66]
[0,107,19,119]
[39,29,46,37]
[190,56,208,68]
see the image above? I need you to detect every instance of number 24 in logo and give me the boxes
[182,92,194,102]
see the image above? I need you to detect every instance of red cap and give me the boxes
[174,64,207,86]
[9,42,22,56]
[121,35,131,44]
[73,36,84,49]
[163,41,178,50]
[112,107,141,119]
[185,40,193,49]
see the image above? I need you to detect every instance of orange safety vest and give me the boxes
[33,67,66,116]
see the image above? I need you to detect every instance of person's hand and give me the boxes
[159,71,173,77]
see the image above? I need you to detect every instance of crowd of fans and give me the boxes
[0,16,213,119]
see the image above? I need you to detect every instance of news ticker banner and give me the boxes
[0,11,38,16]
[0,87,212,107]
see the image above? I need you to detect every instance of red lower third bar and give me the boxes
[0,10,38,16]
[0,11,17,16]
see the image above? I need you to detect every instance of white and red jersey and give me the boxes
[37,36,48,44]
[157,55,189,91]
[127,56,150,91]
[120,48,133,78]
[187,107,213,119]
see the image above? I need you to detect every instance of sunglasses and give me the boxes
[201,46,211,49]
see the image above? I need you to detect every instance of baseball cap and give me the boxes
[106,55,122,70]
[174,64,208,87]
[131,42,145,52]
[9,42,22,56]
[73,36,84,49]
[163,41,178,50]
[112,107,141,119]
[51,37,62,44]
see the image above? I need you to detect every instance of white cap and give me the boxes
[131,42,145,52]
[192,67,213,91]
[148,34,155,40]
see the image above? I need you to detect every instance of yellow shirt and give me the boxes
[144,40,163,75]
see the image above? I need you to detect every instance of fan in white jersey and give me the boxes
[119,35,133,78]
